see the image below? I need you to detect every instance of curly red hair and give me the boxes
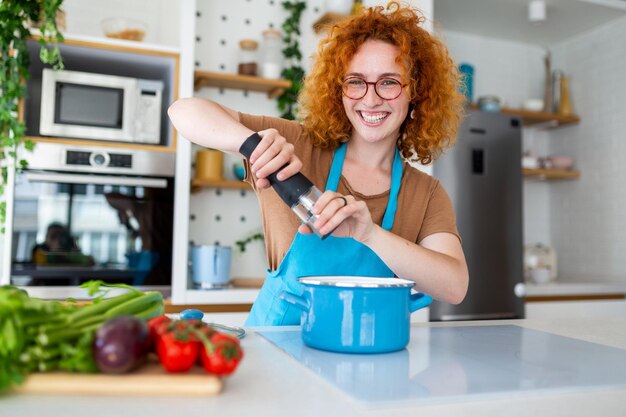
[298,2,465,164]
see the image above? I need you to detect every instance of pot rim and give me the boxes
[298,276,415,288]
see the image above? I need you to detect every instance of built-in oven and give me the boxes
[10,142,175,295]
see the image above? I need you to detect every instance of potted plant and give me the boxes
[0,0,65,229]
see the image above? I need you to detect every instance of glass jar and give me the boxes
[238,39,258,76]
[260,29,283,79]
[558,75,573,116]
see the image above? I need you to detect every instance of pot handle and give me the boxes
[279,291,310,311]
[409,292,433,312]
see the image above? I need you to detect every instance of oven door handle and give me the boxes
[24,172,168,188]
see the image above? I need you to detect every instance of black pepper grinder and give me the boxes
[239,132,326,238]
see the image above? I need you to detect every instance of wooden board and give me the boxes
[13,363,223,397]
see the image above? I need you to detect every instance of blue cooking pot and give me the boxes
[280,276,432,354]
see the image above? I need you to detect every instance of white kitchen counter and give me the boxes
[525,281,626,297]
[5,318,626,417]
[182,280,626,305]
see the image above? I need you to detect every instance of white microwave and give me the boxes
[40,69,163,144]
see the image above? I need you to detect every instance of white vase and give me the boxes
[325,0,353,14]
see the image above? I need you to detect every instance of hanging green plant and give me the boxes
[235,231,264,253]
[278,0,306,120]
[0,0,65,230]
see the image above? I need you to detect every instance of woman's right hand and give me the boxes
[248,128,302,189]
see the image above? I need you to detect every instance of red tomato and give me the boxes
[148,314,171,334]
[156,331,200,373]
[199,324,216,339]
[195,325,217,365]
[200,332,244,376]
[210,332,240,345]
[147,315,172,350]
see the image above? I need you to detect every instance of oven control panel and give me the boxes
[66,150,132,168]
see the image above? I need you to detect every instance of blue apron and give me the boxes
[245,143,403,326]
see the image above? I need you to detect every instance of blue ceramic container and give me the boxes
[281,276,432,354]
[232,162,246,181]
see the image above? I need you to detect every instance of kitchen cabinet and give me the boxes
[184,71,290,306]
[526,299,626,319]
[2,33,182,289]
[193,70,291,98]
[22,34,180,152]
[525,282,626,319]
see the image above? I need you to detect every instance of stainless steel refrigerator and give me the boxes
[430,110,525,321]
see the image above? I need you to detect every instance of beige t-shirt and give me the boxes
[238,113,460,271]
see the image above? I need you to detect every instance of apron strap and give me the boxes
[381,147,402,231]
[325,142,403,232]
[325,142,347,192]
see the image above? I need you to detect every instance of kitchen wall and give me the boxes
[440,15,626,284]
[442,31,551,249]
[548,16,626,282]
[61,0,179,46]
[440,31,552,248]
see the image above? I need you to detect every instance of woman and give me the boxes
[169,2,469,326]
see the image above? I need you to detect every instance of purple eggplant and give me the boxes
[93,315,149,374]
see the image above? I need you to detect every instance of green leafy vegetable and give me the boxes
[0,281,164,390]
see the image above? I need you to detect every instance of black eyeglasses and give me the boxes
[341,76,406,100]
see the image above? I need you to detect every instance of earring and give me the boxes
[410,109,416,120]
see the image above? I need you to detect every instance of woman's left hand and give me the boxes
[297,191,374,242]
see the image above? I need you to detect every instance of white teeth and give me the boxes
[360,112,387,123]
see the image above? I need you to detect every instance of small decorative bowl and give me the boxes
[523,98,544,112]
[530,268,552,284]
[233,162,246,181]
[102,18,146,41]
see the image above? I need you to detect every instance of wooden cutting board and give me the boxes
[13,363,223,397]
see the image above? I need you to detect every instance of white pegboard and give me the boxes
[190,0,327,279]
[194,0,327,75]
[188,145,266,278]
[195,0,285,75]
[188,186,267,279]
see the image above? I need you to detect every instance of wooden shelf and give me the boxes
[30,32,181,58]
[469,105,580,128]
[27,136,176,153]
[502,108,580,127]
[191,177,250,193]
[194,71,291,98]
[313,12,350,34]
[523,168,581,180]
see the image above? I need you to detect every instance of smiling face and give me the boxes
[342,40,410,148]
